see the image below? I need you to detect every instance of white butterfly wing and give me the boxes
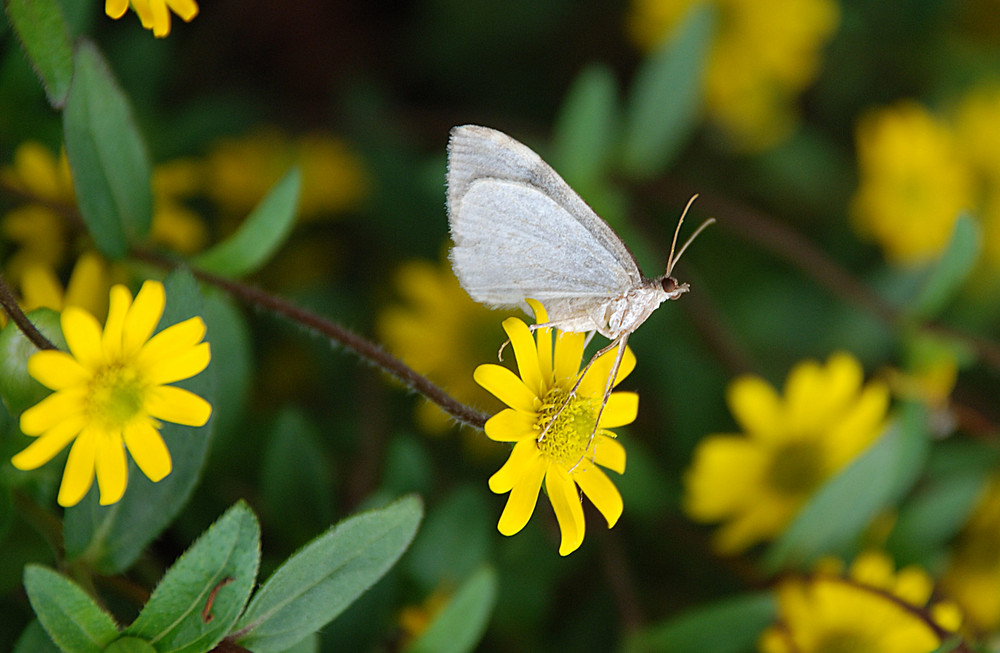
[447,125,642,308]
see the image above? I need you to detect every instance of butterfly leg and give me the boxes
[569,334,628,473]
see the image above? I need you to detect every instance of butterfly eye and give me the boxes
[661,277,678,293]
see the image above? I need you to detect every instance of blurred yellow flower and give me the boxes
[1,142,75,282]
[12,280,212,507]
[151,160,209,255]
[203,129,367,219]
[684,352,889,554]
[105,0,198,38]
[851,102,975,264]
[941,476,1000,632]
[474,301,634,556]
[377,258,514,435]
[759,551,962,653]
[21,253,110,321]
[627,0,839,150]
[955,86,1000,266]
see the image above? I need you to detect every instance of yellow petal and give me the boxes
[598,392,638,428]
[826,382,889,469]
[57,429,98,507]
[149,0,172,36]
[21,264,63,312]
[138,316,206,364]
[61,307,104,369]
[496,450,547,536]
[95,434,128,505]
[503,317,543,397]
[727,375,783,442]
[553,330,585,383]
[546,467,585,555]
[526,299,552,377]
[167,0,198,21]
[483,408,536,442]
[123,280,165,355]
[784,359,824,434]
[11,414,87,470]
[27,350,90,390]
[682,435,767,522]
[145,385,212,426]
[593,435,625,474]
[815,351,864,418]
[123,420,172,481]
[575,465,623,528]
[489,439,542,493]
[20,387,87,435]
[578,341,636,396]
[474,364,537,412]
[145,342,211,385]
[65,252,108,320]
[105,0,129,18]
[130,0,155,27]
[102,285,133,358]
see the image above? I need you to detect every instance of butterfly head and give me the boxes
[660,276,689,301]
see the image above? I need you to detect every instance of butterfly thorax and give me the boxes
[599,276,688,339]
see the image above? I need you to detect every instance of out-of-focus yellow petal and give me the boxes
[145,386,212,426]
[575,465,623,528]
[727,375,783,441]
[64,252,108,320]
[27,350,89,390]
[474,364,537,412]
[20,264,63,312]
[167,0,198,21]
[61,307,104,369]
[95,433,128,505]
[11,414,87,470]
[123,280,165,355]
[19,387,86,435]
[57,428,98,507]
[124,420,172,481]
[105,0,129,19]
[145,342,210,385]
[546,467,585,556]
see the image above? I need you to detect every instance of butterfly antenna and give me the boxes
[665,194,699,275]
[668,217,716,275]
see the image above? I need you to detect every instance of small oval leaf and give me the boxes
[23,565,119,653]
[4,0,74,107]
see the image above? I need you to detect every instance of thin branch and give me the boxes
[132,250,490,430]
[0,273,57,350]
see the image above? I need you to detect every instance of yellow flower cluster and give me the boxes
[684,352,889,554]
[627,0,840,150]
[760,551,962,653]
[852,88,1000,265]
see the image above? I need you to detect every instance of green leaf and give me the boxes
[765,411,929,571]
[63,270,214,574]
[0,308,66,416]
[192,167,301,277]
[619,4,714,179]
[126,502,260,653]
[622,592,775,653]
[911,214,980,320]
[23,565,119,653]
[4,0,74,107]
[235,495,423,653]
[62,39,152,259]
[552,64,619,190]
[405,566,498,653]
[13,620,62,653]
[104,638,156,653]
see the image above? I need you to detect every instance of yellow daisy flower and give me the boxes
[941,476,1000,632]
[474,300,636,556]
[105,0,198,38]
[684,352,890,554]
[759,551,963,653]
[11,280,212,507]
[851,101,975,264]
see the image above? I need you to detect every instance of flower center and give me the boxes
[814,630,878,653]
[534,386,599,464]
[87,361,149,431]
[766,440,825,496]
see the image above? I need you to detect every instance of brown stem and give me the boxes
[132,250,489,430]
[0,273,57,350]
